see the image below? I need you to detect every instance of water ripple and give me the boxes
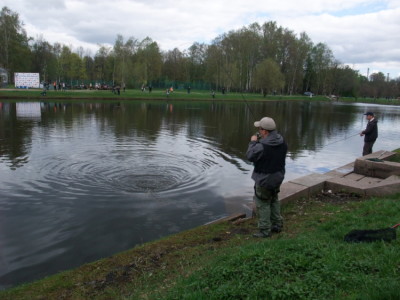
[33,139,219,196]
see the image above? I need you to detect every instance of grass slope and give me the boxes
[1,192,400,299]
[157,194,400,300]
[2,88,399,105]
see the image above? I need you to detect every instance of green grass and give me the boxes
[2,88,400,106]
[2,193,400,299]
[1,88,399,105]
[149,195,400,300]
[0,86,400,105]
[387,148,400,163]
[0,88,337,102]
[336,96,400,106]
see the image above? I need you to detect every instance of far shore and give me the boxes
[1,88,399,105]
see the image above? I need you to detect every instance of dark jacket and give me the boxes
[246,131,287,189]
[362,118,378,142]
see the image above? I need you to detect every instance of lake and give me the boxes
[0,99,399,289]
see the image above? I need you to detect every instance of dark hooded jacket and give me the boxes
[246,130,287,189]
[362,118,378,142]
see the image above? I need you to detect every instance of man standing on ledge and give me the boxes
[246,117,287,238]
[360,112,378,156]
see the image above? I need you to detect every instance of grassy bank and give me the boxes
[387,148,400,162]
[0,88,325,101]
[1,88,399,105]
[1,192,400,299]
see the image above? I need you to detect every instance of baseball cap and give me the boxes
[363,112,374,116]
[254,117,276,130]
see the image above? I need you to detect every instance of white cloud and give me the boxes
[1,0,399,77]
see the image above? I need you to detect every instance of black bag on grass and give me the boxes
[344,224,399,243]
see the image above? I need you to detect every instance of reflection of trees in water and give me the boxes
[268,101,359,158]
[0,103,33,170]
[55,101,358,159]
[1,100,360,171]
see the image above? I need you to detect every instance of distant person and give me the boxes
[40,87,47,96]
[222,87,225,95]
[187,86,191,94]
[211,90,215,99]
[246,117,287,238]
[149,85,152,93]
[360,112,378,156]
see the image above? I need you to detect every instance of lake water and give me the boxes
[0,99,399,289]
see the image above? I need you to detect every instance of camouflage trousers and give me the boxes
[254,185,283,234]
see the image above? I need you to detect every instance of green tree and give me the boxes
[134,37,162,87]
[369,72,386,98]
[94,45,113,83]
[113,35,138,86]
[30,36,58,82]
[162,48,188,83]
[0,6,32,81]
[305,43,334,95]
[187,42,208,83]
[253,58,284,96]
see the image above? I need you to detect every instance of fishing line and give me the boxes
[239,92,257,120]
[216,49,258,120]
[317,132,360,149]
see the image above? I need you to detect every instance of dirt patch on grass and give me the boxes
[313,190,364,204]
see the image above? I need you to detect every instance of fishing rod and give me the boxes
[239,92,257,120]
[317,113,381,150]
[318,132,360,148]
[216,50,258,120]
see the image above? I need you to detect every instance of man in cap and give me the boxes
[246,117,287,238]
[360,112,378,156]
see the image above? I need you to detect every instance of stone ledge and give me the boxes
[324,177,366,196]
[289,173,334,195]
[325,162,354,177]
[278,182,309,205]
[354,155,400,179]
[276,150,399,205]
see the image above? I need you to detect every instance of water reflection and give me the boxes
[0,100,400,289]
[0,103,35,170]
[0,101,371,169]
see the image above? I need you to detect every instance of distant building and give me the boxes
[0,68,8,87]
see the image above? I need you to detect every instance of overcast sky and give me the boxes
[2,0,400,78]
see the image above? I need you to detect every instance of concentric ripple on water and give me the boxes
[37,140,217,196]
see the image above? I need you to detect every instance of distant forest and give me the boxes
[1,6,399,98]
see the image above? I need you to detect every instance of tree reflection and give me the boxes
[0,100,360,171]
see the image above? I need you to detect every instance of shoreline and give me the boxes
[1,89,399,105]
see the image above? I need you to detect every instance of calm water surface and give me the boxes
[0,99,399,289]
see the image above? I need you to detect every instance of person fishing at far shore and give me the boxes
[246,117,287,238]
[360,112,378,156]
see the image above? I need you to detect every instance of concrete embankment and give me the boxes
[278,150,400,205]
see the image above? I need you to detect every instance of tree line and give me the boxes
[1,6,399,98]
